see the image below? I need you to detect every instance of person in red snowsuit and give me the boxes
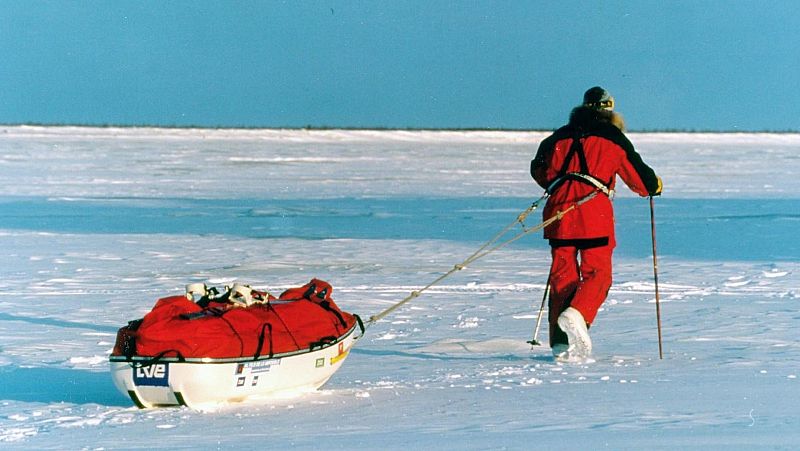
[531,87,662,358]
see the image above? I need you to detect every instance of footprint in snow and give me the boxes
[724,280,751,287]
[724,276,751,287]
[763,269,789,278]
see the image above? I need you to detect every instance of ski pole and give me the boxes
[527,279,550,347]
[649,196,664,359]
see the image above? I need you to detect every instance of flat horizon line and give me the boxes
[2,122,799,134]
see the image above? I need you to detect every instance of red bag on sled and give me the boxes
[128,279,356,359]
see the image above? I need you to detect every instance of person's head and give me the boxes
[582,86,614,111]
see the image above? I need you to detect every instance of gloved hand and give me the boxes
[651,176,663,196]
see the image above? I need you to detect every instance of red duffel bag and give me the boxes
[124,279,356,359]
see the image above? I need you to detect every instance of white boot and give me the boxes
[557,307,592,358]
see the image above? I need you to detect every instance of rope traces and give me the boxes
[365,191,599,328]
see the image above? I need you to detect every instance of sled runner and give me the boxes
[109,279,362,409]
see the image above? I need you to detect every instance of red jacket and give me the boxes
[531,107,660,247]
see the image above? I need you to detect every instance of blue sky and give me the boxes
[1,1,798,131]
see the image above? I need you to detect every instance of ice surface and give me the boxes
[1,127,799,449]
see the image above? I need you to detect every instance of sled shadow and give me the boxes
[0,366,129,406]
[0,312,119,334]
[352,347,552,362]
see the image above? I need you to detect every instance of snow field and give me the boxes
[1,127,799,449]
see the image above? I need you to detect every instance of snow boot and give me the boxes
[557,307,592,358]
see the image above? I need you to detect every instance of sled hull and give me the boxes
[110,324,358,409]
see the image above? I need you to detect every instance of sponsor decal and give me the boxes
[315,358,325,368]
[235,360,282,387]
[133,363,169,387]
[243,359,281,374]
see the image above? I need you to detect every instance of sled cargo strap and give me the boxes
[254,323,273,360]
[317,300,349,328]
[354,314,365,336]
[129,349,186,368]
[309,336,338,351]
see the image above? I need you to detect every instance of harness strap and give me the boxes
[558,134,589,175]
[547,172,614,197]
[547,132,613,197]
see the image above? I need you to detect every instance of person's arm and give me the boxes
[617,146,661,196]
[531,135,556,190]
[608,130,661,196]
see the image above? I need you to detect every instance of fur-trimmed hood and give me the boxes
[569,106,626,131]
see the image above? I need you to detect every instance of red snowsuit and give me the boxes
[531,106,660,347]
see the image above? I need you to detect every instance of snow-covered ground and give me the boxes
[0,126,798,449]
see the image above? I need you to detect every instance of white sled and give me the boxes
[109,323,359,409]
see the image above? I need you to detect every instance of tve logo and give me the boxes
[133,363,169,386]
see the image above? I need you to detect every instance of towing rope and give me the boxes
[365,190,599,328]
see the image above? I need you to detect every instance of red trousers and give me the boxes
[548,244,613,347]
